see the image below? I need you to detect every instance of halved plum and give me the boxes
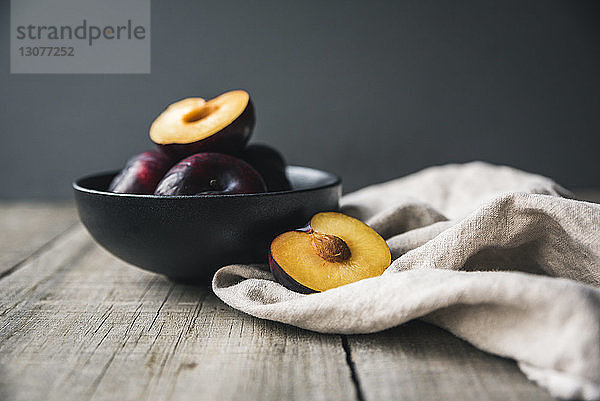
[269,212,391,293]
[150,90,255,159]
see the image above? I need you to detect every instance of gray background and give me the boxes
[1,0,599,199]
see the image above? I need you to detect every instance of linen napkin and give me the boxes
[212,161,600,400]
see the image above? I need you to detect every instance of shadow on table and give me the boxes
[345,320,554,400]
[351,319,520,366]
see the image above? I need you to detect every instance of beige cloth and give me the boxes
[212,162,600,400]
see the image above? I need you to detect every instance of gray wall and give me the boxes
[1,0,599,199]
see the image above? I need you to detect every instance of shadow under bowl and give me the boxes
[73,166,341,282]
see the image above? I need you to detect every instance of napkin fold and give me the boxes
[212,162,600,400]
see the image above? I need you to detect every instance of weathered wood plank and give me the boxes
[0,202,77,277]
[343,189,595,401]
[346,321,555,401]
[0,226,356,401]
[6,193,597,401]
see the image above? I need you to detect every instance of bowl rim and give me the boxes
[73,165,342,199]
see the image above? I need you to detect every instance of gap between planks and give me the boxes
[341,335,366,401]
[0,202,79,279]
[1,201,568,401]
[0,222,80,282]
[0,224,358,401]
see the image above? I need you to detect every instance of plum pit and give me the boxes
[310,231,351,263]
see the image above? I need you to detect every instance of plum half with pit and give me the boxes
[269,212,391,293]
[108,150,175,194]
[241,144,291,192]
[150,90,255,159]
[154,152,267,196]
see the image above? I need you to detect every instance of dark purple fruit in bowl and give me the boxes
[241,144,291,192]
[150,90,255,159]
[154,153,267,196]
[108,150,175,194]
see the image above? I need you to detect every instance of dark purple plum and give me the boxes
[154,152,266,196]
[241,144,291,192]
[108,150,175,194]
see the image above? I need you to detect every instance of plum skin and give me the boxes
[241,144,291,192]
[268,248,315,294]
[158,100,255,160]
[268,223,316,294]
[108,150,175,194]
[154,152,266,196]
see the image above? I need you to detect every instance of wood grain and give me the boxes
[346,321,555,401]
[5,196,591,400]
[0,225,356,401]
[0,202,77,277]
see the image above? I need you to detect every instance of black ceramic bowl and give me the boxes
[73,166,341,281]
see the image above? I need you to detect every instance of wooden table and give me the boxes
[2,195,596,401]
